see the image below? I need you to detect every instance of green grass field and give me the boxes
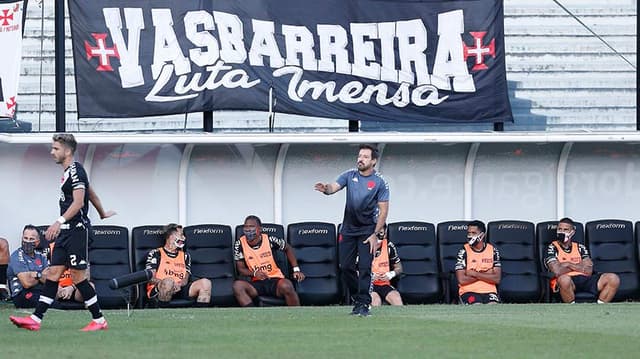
[2,302,639,358]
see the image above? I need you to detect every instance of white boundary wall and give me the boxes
[2,132,640,250]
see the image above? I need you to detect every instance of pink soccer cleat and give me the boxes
[81,320,109,332]
[9,315,41,331]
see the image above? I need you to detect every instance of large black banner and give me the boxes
[69,0,512,123]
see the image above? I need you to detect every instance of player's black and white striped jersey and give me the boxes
[59,161,90,226]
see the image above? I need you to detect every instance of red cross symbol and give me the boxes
[6,96,16,110]
[84,33,120,72]
[463,31,495,71]
[0,9,14,26]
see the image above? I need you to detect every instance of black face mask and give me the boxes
[21,241,37,256]
[556,232,569,242]
[244,229,257,241]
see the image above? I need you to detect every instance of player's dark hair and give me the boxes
[558,217,575,229]
[359,144,379,160]
[467,220,486,233]
[244,215,262,227]
[163,223,183,240]
[52,133,77,153]
[22,224,40,240]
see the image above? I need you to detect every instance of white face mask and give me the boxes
[173,234,185,249]
[467,232,484,246]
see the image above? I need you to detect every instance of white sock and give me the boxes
[30,315,42,323]
[93,317,106,324]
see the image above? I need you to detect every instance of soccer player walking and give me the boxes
[10,133,114,331]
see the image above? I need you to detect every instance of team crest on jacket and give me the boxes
[367,181,375,190]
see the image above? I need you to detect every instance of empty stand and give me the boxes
[88,225,136,309]
[536,221,594,302]
[388,222,441,304]
[437,221,470,303]
[487,221,541,303]
[586,220,639,301]
[234,223,288,306]
[287,222,340,305]
[184,224,235,306]
[131,225,194,308]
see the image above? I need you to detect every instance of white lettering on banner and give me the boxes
[283,25,318,71]
[432,10,475,92]
[184,10,220,68]
[317,24,351,75]
[103,8,144,88]
[146,61,260,102]
[249,20,284,68]
[151,9,191,79]
[274,66,447,107]
[102,8,476,105]
[213,11,247,64]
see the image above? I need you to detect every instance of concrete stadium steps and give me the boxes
[20,37,70,57]
[503,0,636,12]
[506,54,636,72]
[504,16,636,36]
[509,89,635,109]
[505,8,637,16]
[506,72,636,89]
[512,110,637,126]
[498,0,635,131]
[14,75,75,93]
[16,110,347,133]
[505,36,636,54]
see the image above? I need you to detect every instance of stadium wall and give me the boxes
[2,132,640,250]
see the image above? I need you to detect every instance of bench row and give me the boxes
[44,219,640,308]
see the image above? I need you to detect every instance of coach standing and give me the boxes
[315,144,389,317]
